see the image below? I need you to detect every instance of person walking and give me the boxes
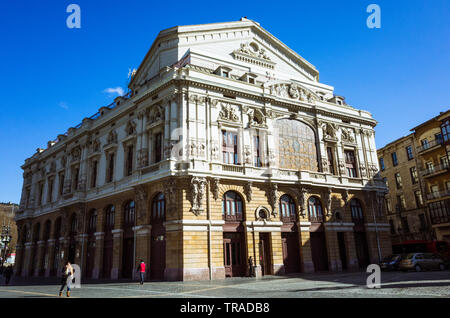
[136,259,146,285]
[59,261,74,297]
[4,265,12,285]
[248,256,255,277]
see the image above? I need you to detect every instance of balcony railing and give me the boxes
[427,189,450,200]
[421,163,449,177]
[416,138,444,153]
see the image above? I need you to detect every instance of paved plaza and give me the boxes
[0,270,449,298]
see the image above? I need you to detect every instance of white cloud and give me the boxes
[103,87,124,96]
[59,102,69,109]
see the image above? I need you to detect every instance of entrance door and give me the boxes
[122,238,134,278]
[337,232,348,270]
[150,228,166,280]
[354,232,370,269]
[68,239,76,264]
[259,233,272,276]
[310,232,329,272]
[281,232,301,273]
[86,239,96,278]
[102,238,113,278]
[223,232,245,277]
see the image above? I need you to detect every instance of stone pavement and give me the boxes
[0,270,449,298]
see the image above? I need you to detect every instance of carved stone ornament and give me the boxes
[232,42,275,69]
[321,122,338,141]
[92,138,101,153]
[147,105,164,124]
[341,128,355,143]
[320,158,329,173]
[267,183,278,217]
[210,141,219,160]
[137,148,149,167]
[71,146,81,162]
[244,146,252,164]
[244,181,253,202]
[163,178,177,215]
[107,130,118,145]
[189,177,207,216]
[210,178,220,201]
[269,83,317,103]
[134,184,148,222]
[298,187,308,217]
[255,206,271,222]
[126,120,137,135]
[338,159,346,175]
[360,164,367,178]
[247,108,267,128]
[342,189,349,206]
[219,103,240,122]
[325,188,332,216]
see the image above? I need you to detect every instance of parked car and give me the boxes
[399,253,446,272]
[379,254,406,271]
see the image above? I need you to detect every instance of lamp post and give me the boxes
[1,225,12,267]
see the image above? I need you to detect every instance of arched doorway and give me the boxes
[222,191,246,277]
[52,218,61,276]
[103,205,114,278]
[40,220,51,276]
[280,194,301,274]
[68,214,78,264]
[351,199,370,269]
[29,223,40,276]
[86,209,97,278]
[308,196,329,272]
[122,201,135,279]
[150,193,166,280]
[18,226,28,276]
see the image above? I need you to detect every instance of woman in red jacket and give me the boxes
[136,260,146,285]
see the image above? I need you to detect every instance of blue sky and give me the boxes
[0,0,449,203]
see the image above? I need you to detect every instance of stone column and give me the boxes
[92,232,104,279]
[45,239,56,277]
[14,244,24,276]
[298,222,314,273]
[76,234,88,277]
[23,242,33,277]
[35,240,46,276]
[57,237,68,278]
[111,229,123,280]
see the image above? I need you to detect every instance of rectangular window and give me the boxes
[222,71,229,78]
[107,153,115,183]
[391,152,398,166]
[421,139,429,150]
[441,118,450,142]
[401,216,410,233]
[91,160,98,188]
[248,77,255,84]
[410,166,418,184]
[73,167,79,191]
[253,135,262,167]
[154,133,162,163]
[38,183,44,206]
[379,157,385,171]
[415,190,423,208]
[25,187,31,208]
[395,172,403,189]
[440,156,449,169]
[418,214,427,230]
[126,145,134,176]
[47,178,54,203]
[426,161,434,173]
[59,173,65,196]
[406,146,414,160]
[344,150,357,178]
[222,130,238,165]
[389,219,396,235]
[327,147,335,174]
[435,133,443,143]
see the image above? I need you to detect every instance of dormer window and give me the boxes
[240,72,257,84]
[249,77,255,84]
[214,66,232,78]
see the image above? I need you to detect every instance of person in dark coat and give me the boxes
[4,265,12,285]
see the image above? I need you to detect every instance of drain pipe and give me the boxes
[371,192,382,262]
[207,179,212,280]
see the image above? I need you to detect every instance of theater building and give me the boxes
[15,18,391,281]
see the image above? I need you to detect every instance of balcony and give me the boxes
[421,163,449,178]
[416,138,443,154]
[427,189,450,200]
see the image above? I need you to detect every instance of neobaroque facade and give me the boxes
[15,18,391,281]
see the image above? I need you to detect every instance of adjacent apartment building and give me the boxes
[15,18,391,281]
[378,110,450,245]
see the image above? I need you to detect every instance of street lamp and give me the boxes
[1,225,12,266]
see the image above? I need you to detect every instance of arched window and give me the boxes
[350,199,364,223]
[124,201,135,226]
[70,215,78,235]
[105,205,115,229]
[280,194,296,222]
[308,197,323,222]
[152,193,165,221]
[222,191,243,221]
[88,209,97,232]
[33,223,41,242]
